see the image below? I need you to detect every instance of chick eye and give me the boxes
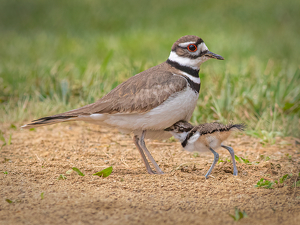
[187,44,197,52]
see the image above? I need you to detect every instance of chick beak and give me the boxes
[164,127,173,131]
[204,51,224,60]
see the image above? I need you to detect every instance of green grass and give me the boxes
[229,207,248,221]
[93,166,113,178]
[0,0,299,137]
[255,178,275,189]
[255,174,295,189]
[57,174,67,180]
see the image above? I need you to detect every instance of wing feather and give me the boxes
[42,62,187,118]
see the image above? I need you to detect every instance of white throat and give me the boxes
[168,51,210,70]
[170,131,188,143]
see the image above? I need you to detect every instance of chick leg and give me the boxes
[221,145,238,176]
[205,147,219,179]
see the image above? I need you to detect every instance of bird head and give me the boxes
[168,35,224,70]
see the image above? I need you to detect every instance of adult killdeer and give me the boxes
[165,121,245,178]
[22,35,224,174]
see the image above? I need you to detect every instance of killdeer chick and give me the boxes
[165,121,245,178]
[22,35,224,175]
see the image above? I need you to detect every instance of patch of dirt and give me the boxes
[0,123,300,225]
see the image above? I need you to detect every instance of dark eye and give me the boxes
[178,128,184,132]
[187,44,197,52]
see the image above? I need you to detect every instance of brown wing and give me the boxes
[184,123,227,141]
[195,122,245,135]
[46,62,188,117]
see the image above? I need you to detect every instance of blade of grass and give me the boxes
[93,166,113,178]
[72,167,85,176]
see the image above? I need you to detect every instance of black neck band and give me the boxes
[166,59,200,78]
[184,77,200,93]
[181,130,197,148]
[181,139,188,148]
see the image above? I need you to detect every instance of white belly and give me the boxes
[184,132,210,153]
[80,87,199,137]
[185,133,223,153]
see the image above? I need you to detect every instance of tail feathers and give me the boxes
[21,116,76,129]
[229,123,246,132]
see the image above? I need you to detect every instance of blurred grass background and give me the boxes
[0,0,299,138]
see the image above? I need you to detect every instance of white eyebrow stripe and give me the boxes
[199,43,209,52]
[178,41,196,47]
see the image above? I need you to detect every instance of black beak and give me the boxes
[204,51,224,60]
[164,127,173,131]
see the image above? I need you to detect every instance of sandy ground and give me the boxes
[0,122,300,225]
